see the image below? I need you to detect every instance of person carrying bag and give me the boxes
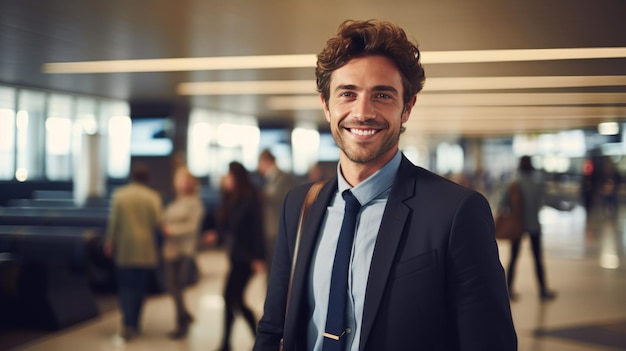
[495,180,524,241]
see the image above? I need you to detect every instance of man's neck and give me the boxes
[339,149,398,187]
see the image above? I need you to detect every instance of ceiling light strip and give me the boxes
[267,92,626,110]
[409,105,626,119]
[42,54,317,74]
[42,47,626,74]
[178,76,626,96]
[421,47,626,64]
[178,80,316,95]
[424,76,626,91]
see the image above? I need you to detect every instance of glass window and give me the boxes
[102,100,131,179]
[292,125,319,175]
[46,94,74,180]
[188,108,260,187]
[436,142,464,175]
[16,90,46,181]
[259,128,292,173]
[188,108,215,177]
[0,86,16,180]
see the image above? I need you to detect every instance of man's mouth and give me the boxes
[348,128,378,136]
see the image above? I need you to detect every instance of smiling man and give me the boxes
[254,20,517,351]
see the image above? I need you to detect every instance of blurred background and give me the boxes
[1,1,626,350]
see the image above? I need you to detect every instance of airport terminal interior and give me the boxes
[1,1,626,350]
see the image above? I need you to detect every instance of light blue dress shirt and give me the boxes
[307,151,402,351]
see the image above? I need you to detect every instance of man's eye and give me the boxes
[376,93,390,99]
[340,92,354,97]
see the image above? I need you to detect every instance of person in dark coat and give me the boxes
[205,161,266,351]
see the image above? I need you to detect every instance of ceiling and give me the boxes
[2,0,626,140]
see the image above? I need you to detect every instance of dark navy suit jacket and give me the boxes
[254,155,517,351]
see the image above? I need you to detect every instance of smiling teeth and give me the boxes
[351,129,376,136]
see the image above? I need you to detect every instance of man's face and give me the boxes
[322,55,415,167]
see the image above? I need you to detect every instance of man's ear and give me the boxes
[321,94,331,122]
[402,95,417,123]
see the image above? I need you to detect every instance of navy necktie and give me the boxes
[323,190,362,351]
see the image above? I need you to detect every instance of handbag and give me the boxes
[280,180,326,351]
[495,181,523,240]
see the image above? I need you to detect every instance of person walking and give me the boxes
[506,155,557,301]
[254,19,517,351]
[104,163,162,341]
[257,149,295,272]
[205,161,266,351]
[161,165,205,338]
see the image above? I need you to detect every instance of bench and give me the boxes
[0,228,101,330]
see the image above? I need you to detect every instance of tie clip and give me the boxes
[323,329,349,340]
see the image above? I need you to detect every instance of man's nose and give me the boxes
[353,97,376,120]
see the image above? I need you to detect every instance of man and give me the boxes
[506,155,556,301]
[254,20,517,351]
[104,163,162,341]
[258,148,295,270]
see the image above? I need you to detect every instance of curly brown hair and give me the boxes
[316,19,426,108]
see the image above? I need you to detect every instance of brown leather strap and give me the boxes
[284,180,326,323]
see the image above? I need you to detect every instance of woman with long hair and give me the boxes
[207,161,266,351]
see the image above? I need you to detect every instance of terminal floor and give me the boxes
[2,205,626,351]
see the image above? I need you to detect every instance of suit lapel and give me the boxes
[359,157,416,350]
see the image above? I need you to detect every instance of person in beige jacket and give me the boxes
[104,163,162,341]
[161,166,204,339]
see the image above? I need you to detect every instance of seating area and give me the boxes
[0,229,102,331]
[0,188,113,332]
[0,188,203,337]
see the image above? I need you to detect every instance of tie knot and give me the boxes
[342,190,361,213]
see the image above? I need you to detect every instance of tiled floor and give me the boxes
[4,204,626,351]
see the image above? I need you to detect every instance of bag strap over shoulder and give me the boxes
[280,180,326,351]
[285,180,326,316]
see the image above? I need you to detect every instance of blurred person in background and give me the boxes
[104,163,162,341]
[204,161,266,351]
[506,155,557,301]
[161,165,205,339]
[599,156,621,217]
[257,149,295,272]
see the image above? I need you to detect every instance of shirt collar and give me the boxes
[337,150,402,206]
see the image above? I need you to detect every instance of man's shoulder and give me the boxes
[398,160,479,200]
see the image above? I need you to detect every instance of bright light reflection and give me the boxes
[79,116,98,135]
[600,254,620,269]
[436,143,464,174]
[292,127,320,175]
[16,111,28,130]
[15,168,28,182]
[200,295,224,309]
[45,117,72,155]
[0,109,14,151]
[107,115,131,178]
[598,122,619,135]
[542,154,570,173]
[188,122,212,176]
[217,123,241,147]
